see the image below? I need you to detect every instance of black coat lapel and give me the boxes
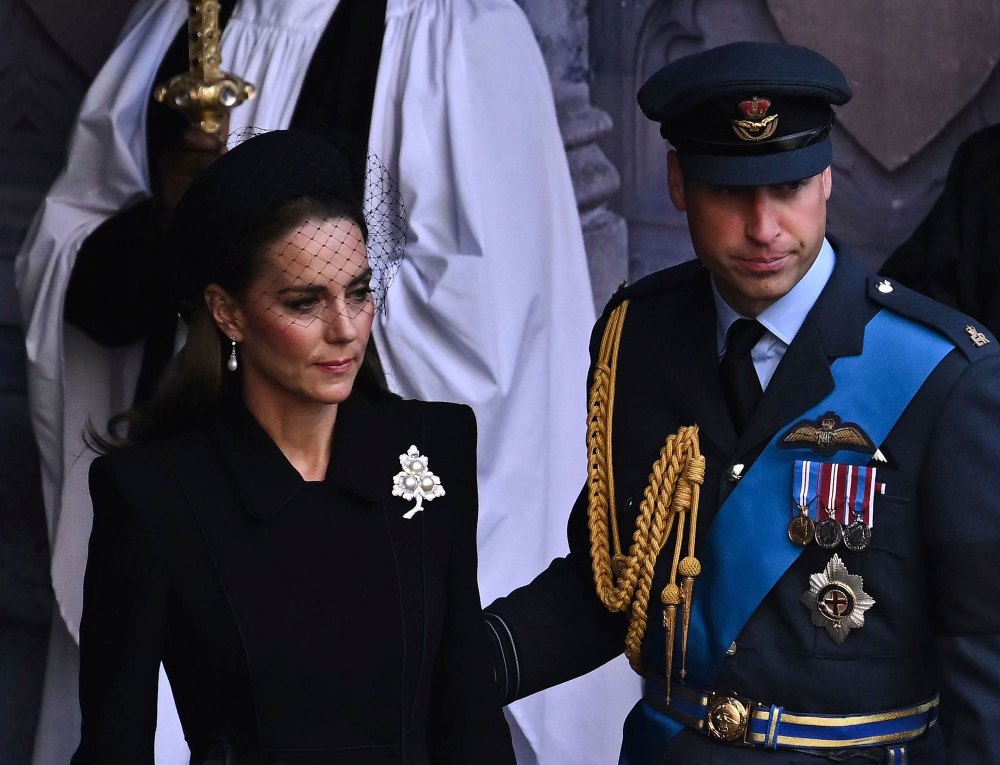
[211,394,304,520]
[210,389,402,520]
[676,276,739,455]
[630,266,736,456]
[739,252,876,454]
[326,390,403,503]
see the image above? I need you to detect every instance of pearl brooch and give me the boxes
[391,445,446,519]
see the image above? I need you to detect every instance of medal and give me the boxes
[814,518,843,548]
[814,462,844,549]
[791,460,885,551]
[841,465,883,551]
[840,463,868,551]
[844,465,875,552]
[801,554,875,644]
[843,520,871,551]
[788,461,819,546]
[788,513,815,546]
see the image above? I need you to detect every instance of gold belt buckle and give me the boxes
[705,692,753,744]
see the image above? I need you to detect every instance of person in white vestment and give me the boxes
[16,0,639,763]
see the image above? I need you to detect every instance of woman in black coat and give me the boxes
[73,130,515,765]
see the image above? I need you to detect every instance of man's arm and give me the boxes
[922,352,1000,762]
[64,130,224,346]
[64,199,167,345]
[485,487,627,703]
[485,294,633,703]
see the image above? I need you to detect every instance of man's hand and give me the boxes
[156,129,226,218]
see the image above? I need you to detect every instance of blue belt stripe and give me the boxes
[637,680,938,751]
[749,713,929,741]
[668,695,703,721]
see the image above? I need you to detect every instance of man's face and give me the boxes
[667,151,832,317]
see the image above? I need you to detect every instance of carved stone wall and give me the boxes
[589,0,1000,279]
[518,0,629,310]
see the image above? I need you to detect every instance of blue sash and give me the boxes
[620,309,954,765]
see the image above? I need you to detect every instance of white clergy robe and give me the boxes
[16,1,639,762]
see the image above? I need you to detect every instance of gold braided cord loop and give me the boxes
[621,428,703,671]
[587,302,630,609]
[587,299,705,674]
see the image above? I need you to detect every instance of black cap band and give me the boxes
[670,122,834,158]
[677,140,833,187]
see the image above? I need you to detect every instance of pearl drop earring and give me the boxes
[227,337,238,372]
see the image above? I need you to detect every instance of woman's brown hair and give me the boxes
[88,195,387,452]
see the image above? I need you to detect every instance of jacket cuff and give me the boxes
[484,611,520,705]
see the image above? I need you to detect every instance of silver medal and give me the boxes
[814,517,843,549]
[842,519,872,552]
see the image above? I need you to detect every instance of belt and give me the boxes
[645,680,938,751]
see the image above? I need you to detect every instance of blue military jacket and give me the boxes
[487,252,1000,763]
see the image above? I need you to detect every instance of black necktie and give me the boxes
[720,318,766,437]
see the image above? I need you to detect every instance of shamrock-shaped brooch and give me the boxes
[392,445,445,519]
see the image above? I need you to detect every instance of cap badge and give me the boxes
[966,325,991,347]
[778,411,875,457]
[392,445,446,519]
[731,96,779,142]
[801,554,875,644]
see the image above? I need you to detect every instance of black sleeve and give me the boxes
[920,353,1000,762]
[72,456,168,765]
[485,302,628,704]
[427,406,515,764]
[64,198,175,346]
[485,487,627,703]
[63,13,192,349]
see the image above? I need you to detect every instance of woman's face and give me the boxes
[230,215,374,410]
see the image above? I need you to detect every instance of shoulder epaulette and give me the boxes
[603,259,705,315]
[868,275,999,362]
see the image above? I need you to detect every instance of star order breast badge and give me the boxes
[800,554,875,644]
[392,445,445,519]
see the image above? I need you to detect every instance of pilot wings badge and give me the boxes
[778,411,875,457]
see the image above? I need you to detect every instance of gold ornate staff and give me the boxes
[153,1,256,139]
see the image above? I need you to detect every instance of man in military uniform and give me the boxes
[485,42,1000,763]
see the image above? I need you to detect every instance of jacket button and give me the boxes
[728,464,745,483]
[726,642,738,656]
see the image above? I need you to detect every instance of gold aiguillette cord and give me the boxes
[587,299,705,703]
